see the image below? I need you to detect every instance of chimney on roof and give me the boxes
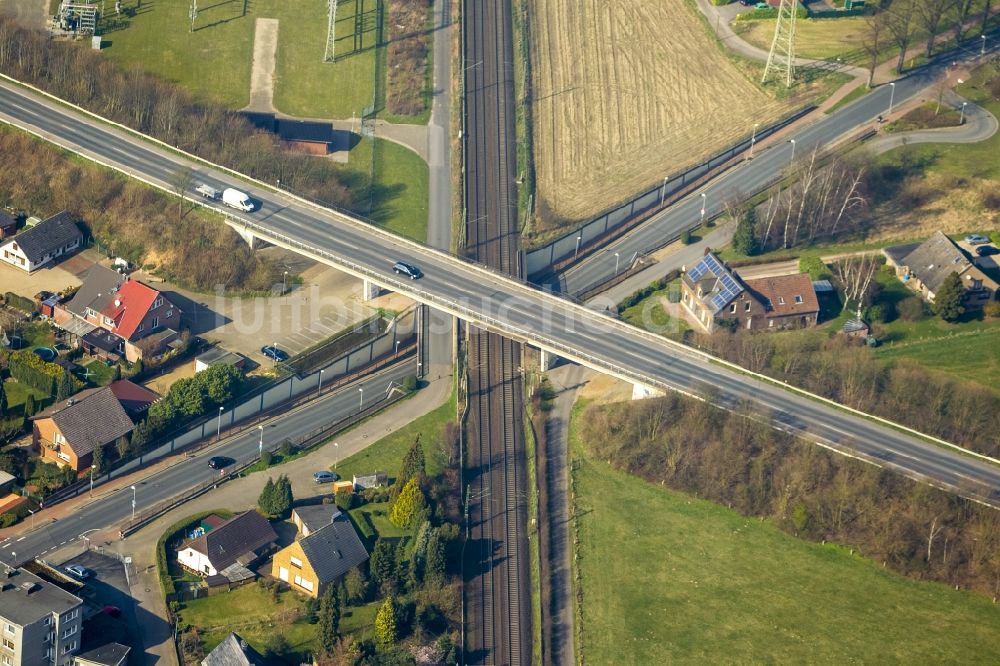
[114,299,121,307]
[239,639,248,651]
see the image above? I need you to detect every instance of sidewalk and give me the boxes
[28,370,452,666]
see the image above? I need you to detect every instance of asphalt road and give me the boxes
[555,45,997,295]
[2,77,1000,505]
[0,359,416,566]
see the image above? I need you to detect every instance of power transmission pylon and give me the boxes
[323,0,339,62]
[761,0,797,87]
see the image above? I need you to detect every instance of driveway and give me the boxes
[0,260,82,298]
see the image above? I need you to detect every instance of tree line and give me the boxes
[578,393,1000,599]
[0,18,355,211]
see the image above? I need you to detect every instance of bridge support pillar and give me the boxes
[539,349,558,371]
[632,383,664,401]
[362,278,381,301]
[225,220,261,249]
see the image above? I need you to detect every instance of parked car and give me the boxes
[976,245,999,256]
[965,234,990,245]
[313,471,338,483]
[261,345,290,362]
[102,605,122,618]
[64,565,91,580]
[393,261,423,280]
[739,0,753,5]
[755,1,770,7]
[208,456,233,470]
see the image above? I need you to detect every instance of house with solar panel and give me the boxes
[681,254,818,332]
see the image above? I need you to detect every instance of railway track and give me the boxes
[462,0,531,663]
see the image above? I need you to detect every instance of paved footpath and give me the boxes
[8,368,452,666]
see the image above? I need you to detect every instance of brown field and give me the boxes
[529,0,801,229]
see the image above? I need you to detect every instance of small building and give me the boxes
[271,507,368,598]
[276,119,336,155]
[176,511,277,578]
[0,493,28,515]
[352,471,388,491]
[742,273,820,330]
[201,633,270,666]
[332,480,354,495]
[195,346,246,373]
[0,211,18,239]
[32,387,135,472]
[842,317,870,339]
[0,568,83,666]
[74,644,131,666]
[0,211,83,272]
[884,231,999,309]
[0,470,16,495]
[108,379,160,418]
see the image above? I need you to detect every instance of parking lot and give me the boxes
[59,550,146,665]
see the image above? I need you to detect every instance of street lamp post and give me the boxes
[982,35,987,57]
[334,442,339,469]
[358,387,364,412]
[282,270,288,295]
[789,139,796,163]
[216,406,224,441]
[700,192,707,223]
[130,485,137,521]
[659,176,669,205]
[317,369,325,397]
[614,252,620,275]
[395,340,401,355]
[27,509,34,531]
[258,425,264,457]
[888,82,896,116]
[960,101,968,125]
[748,122,760,160]
[574,234,582,258]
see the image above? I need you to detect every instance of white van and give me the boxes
[222,188,254,212]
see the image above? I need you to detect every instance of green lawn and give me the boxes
[333,386,456,482]
[569,411,1000,664]
[80,359,118,387]
[349,500,410,541]
[365,139,430,242]
[100,0,376,118]
[178,584,317,655]
[738,16,871,62]
[618,283,689,341]
[2,379,49,413]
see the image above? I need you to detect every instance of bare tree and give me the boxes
[887,0,917,73]
[833,254,880,314]
[954,0,976,42]
[170,166,194,221]
[983,0,993,33]
[917,0,959,57]
[863,9,890,88]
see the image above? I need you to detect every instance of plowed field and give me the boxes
[529,0,796,226]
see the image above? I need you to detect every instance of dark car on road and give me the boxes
[313,471,338,483]
[976,245,998,257]
[208,456,234,470]
[393,261,423,280]
[261,345,289,362]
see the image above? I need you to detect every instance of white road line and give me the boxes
[15,536,25,542]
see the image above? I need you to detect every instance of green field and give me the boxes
[569,411,1000,664]
[366,138,430,242]
[100,0,377,118]
[332,386,456,482]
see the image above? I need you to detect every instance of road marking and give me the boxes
[15,537,25,542]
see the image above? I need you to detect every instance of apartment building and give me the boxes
[0,569,83,666]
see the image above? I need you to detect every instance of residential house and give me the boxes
[681,254,767,332]
[31,387,135,473]
[0,212,82,273]
[176,511,277,579]
[741,274,820,330]
[107,380,159,419]
[55,268,182,362]
[0,472,15,496]
[0,211,17,239]
[271,506,368,598]
[201,633,270,666]
[884,231,999,309]
[352,472,388,491]
[74,644,130,666]
[0,568,83,666]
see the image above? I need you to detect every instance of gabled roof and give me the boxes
[109,379,160,416]
[681,253,745,314]
[0,211,16,230]
[201,633,270,666]
[275,119,334,143]
[183,511,277,572]
[75,643,131,666]
[4,211,82,263]
[81,327,123,353]
[297,513,369,584]
[100,279,167,341]
[33,387,134,457]
[744,273,819,317]
[899,231,973,294]
[292,505,340,534]
[63,265,125,318]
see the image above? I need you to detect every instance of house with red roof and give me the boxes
[56,272,182,362]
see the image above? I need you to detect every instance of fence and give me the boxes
[42,309,418,507]
[524,105,816,278]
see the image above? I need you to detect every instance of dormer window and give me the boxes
[794,295,803,304]
[154,297,163,308]
[778,296,786,305]
[103,316,114,326]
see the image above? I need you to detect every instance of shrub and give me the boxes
[679,229,692,245]
[260,450,273,467]
[984,300,1000,319]
[8,350,62,395]
[799,256,831,281]
[898,296,927,322]
[402,375,419,391]
[336,491,356,512]
[3,292,35,315]
[278,440,293,457]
